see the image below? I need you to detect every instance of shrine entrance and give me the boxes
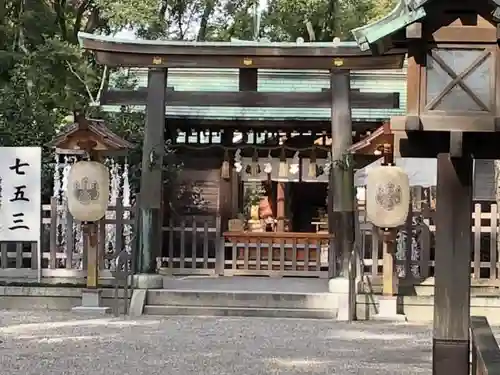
[78,32,404,281]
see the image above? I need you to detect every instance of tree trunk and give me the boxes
[197,0,215,41]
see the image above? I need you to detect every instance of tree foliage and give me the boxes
[0,0,397,200]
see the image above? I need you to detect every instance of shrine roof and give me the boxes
[351,0,428,51]
[49,118,133,151]
[79,32,363,49]
[351,0,499,52]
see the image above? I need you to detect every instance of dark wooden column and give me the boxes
[137,68,167,274]
[433,153,472,375]
[231,67,258,224]
[220,128,233,231]
[329,70,354,278]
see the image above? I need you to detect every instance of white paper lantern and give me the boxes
[366,165,410,228]
[66,161,110,222]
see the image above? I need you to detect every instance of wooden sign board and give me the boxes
[0,147,41,242]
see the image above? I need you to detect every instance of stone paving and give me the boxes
[0,310,437,375]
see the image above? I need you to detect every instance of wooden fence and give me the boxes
[359,188,500,283]
[3,192,500,286]
[0,197,135,282]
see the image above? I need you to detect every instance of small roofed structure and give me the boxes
[49,113,133,155]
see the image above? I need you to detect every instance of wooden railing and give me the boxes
[470,316,500,375]
[158,216,221,276]
[223,232,331,277]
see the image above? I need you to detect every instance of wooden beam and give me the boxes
[406,22,422,39]
[405,41,423,131]
[79,33,405,60]
[102,89,400,109]
[429,26,497,43]
[391,115,496,132]
[393,130,448,158]
[94,51,405,70]
[449,131,462,158]
[393,130,500,159]
[166,118,381,132]
[433,153,472,375]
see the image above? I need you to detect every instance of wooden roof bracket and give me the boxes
[450,131,463,158]
[405,115,422,131]
[347,122,394,156]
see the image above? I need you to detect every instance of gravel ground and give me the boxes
[0,311,434,375]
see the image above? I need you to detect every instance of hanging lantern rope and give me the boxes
[278,147,287,178]
[251,148,260,177]
[169,143,331,152]
[309,147,317,178]
[221,149,230,180]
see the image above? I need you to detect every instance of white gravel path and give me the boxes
[0,310,436,375]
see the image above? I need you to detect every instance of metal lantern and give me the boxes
[66,161,110,222]
[366,165,410,228]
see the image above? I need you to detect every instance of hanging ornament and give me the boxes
[278,147,287,178]
[324,152,332,175]
[263,151,273,174]
[289,151,299,175]
[53,153,61,202]
[251,148,260,177]
[221,149,230,180]
[309,147,317,178]
[234,149,242,173]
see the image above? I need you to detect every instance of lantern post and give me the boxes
[379,143,403,319]
[48,114,132,313]
[366,141,409,321]
[75,143,106,291]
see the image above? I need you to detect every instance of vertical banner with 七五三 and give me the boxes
[0,147,41,271]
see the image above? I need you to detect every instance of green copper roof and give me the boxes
[351,0,430,51]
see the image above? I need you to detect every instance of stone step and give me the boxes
[143,304,338,319]
[146,289,338,310]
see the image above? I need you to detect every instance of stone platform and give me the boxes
[142,276,338,319]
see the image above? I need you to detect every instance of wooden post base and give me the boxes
[432,339,469,375]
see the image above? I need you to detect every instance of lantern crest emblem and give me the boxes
[73,177,100,205]
[375,182,402,211]
[366,165,410,229]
